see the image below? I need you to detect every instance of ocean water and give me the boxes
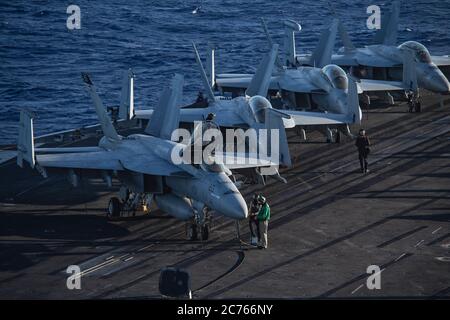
[0,0,449,144]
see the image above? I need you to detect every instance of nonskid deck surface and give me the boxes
[1,94,450,299]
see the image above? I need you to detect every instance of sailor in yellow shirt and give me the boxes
[257,195,270,249]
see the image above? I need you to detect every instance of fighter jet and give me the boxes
[123,42,361,144]
[293,1,450,101]
[16,73,284,241]
[226,17,418,114]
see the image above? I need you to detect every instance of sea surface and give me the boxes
[1,0,449,144]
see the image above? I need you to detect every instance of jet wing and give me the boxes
[277,75,325,93]
[284,110,353,125]
[216,76,279,91]
[354,50,400,67]
[36,149,190,177]
[36,151,124,170]
[215,152,277,170]
[178,107,246,127]
[135,107,246,128]
[432,55,450,66]
[330,53,360,66]
[120,155,191,177]
[359,79,406,92]
[35,146,104,153]
[331,51,399,67]
[217,74,324,94]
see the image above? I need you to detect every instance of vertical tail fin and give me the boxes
[338,20,355,52]
[81,73,121,141]
[192,42,216,101]
[283,19,301,67]
[373,1,400,45]
[206,43,216,90]
[264,108,292,167]
[245,44,278,97]
[402,49,418,92]
[145,74,184,140]
[260,18,284,69]
[347,76,362,124]
[17,110,35,168]
[327,1,355,52]
[309,19,339,68]
[119,69,135,121]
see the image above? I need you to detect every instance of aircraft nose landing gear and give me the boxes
[186,207,212,241]
[407,90,421,113]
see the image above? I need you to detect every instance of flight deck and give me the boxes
[1,93,449,299]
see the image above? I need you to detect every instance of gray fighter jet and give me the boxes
[124,43,361,144]
[16,73,284,240]
[225,17,419,113]
[293,1,450,99]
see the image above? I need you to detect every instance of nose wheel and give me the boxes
[407,91,421,113]
[107,197,122,219]
[186,209,212,241]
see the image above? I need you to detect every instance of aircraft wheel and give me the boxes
[415,102,421,113]
[107,197,121,220]
[201,224,210,241]
[335,131,341,143]
[187,224,198,241]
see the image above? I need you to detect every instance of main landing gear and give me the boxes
[407,91,421,113]
[106,187,152,220]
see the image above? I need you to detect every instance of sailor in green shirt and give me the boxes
[257,195,270,249]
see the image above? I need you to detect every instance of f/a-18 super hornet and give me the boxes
[221,17,419,117]
[123,42,361,144]
[292,1,450,105]
[16,73,285,240]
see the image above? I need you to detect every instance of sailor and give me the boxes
[200,113,219,158]
[203,113,219,137]
[257,195,270,249]
[407,90,415,112]
[248,194,261,246]
[196,91,205,103]
[355,129,371,173]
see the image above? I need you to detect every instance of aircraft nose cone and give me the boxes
[427,68,450,93]
[221,193,248,220]
[434,75,450,93]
